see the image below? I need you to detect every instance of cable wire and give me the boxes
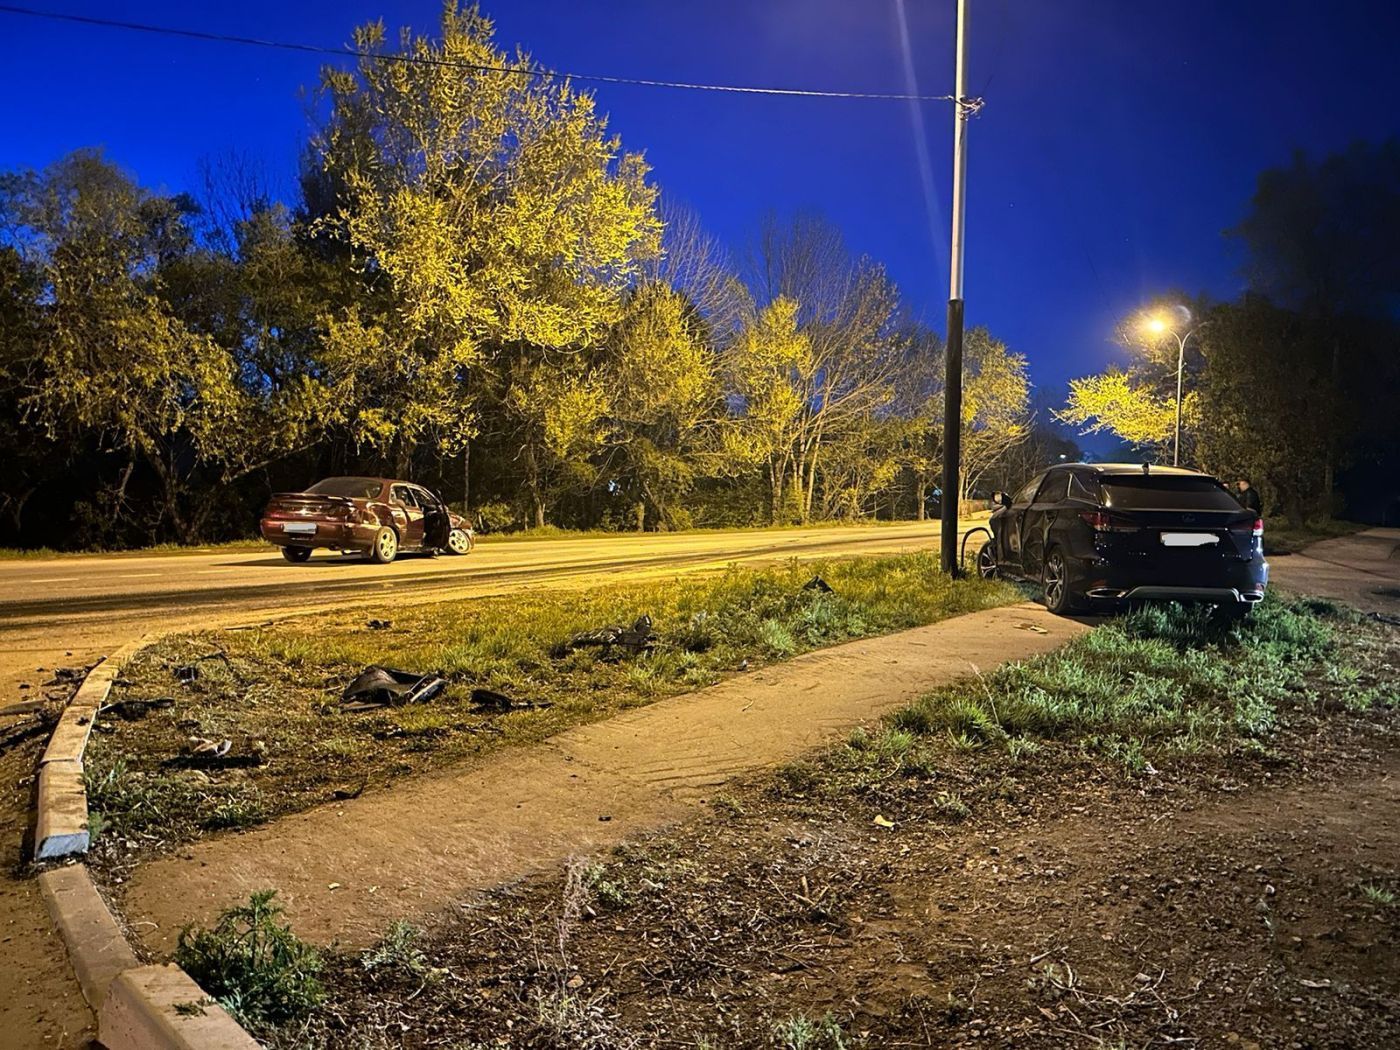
[0,3,985,108]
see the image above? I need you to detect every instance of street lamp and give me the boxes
[1140,306,1205,467]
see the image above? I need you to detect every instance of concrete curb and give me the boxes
[35,637,147,860]
[31,639,265,1049]
[100,965,260,1050]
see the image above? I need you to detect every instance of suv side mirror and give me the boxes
[991,491,1011,509]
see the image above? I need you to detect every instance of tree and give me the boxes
[722,297,812,523]
[4,151,289,542]
[1229,139,1400,504]
[602,283,720,529]
[745,214,902,522]
[1194,297,1338,524]
[313,3,662,512]
[957,328,1031,501]
[1058,370,1182,452]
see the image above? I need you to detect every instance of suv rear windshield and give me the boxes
[308,477,382,499]
[1100,476,1242,511]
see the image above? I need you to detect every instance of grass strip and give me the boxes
[84,552,1015,874]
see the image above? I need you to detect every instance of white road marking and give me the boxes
[118,573,163,579]
[31,577,81,583]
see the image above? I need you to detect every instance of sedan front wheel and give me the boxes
[446,527,473,555]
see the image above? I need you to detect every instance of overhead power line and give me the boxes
[0,3,984,108]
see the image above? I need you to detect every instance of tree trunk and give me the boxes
[461,440,471,514]
[916,479,926,522]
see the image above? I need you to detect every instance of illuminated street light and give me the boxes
[1138,306,1205,467]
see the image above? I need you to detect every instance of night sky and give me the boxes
[4,0,1398,415]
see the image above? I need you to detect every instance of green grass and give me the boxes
[864,593,1394,774]
[85,552,1015,869]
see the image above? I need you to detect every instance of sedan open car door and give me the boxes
[412,486,451,550]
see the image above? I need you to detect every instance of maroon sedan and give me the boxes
[260,477,474,564]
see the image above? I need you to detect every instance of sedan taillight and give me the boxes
[1229,518,1264,537]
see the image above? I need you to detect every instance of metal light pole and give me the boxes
[1142,309,1204,468]
[939,0,971,576]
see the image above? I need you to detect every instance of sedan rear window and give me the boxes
[1100,476,1242,511]
[308,477,382,499]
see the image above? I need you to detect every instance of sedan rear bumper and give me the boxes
[259,519,377,551]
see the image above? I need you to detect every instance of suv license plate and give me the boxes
[1160,532,1217,547]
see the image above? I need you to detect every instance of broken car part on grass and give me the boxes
[553,614,657,661]
[340,666,447,712]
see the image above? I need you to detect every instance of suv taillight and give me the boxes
[1229,517,1264,538]
[1079,510,1137,533]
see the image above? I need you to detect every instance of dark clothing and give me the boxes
[1236,486,1262,515]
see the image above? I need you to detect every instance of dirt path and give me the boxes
[117,602,1086,953]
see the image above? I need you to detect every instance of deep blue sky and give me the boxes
[4,0,1399,415]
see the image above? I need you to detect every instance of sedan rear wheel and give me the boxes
[446,527,473,555]
[369,526,399,564]
[1043,548,1077,615]
[281,546,312,564]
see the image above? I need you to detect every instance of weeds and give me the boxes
[1359,882,1398,908]
[771,1012,852,1049]
[359,921,431,979]
[175,890,324,1027]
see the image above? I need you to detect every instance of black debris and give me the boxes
[101,697,176,722]
[802,574,834,593]
[340,666,447,711]
[46,667,89,686]
[366,619,393,630]
[470,688,552,713]
[554,614,656,661]
[173,664,199,683]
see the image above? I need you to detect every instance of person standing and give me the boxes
[1235,478,1262,515]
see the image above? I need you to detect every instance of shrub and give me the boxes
[176,890,324,1026]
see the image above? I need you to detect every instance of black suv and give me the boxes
[978,463,1268,616]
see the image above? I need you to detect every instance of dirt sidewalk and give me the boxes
[117,602,1087,952]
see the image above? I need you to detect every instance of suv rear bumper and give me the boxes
[1085,584,1267,605]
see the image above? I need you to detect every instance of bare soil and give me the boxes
[275,705,1400,1050]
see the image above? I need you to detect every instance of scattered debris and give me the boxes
[1366,610,1400,627]
[1014,621,1050,634]
[366,619,393,630]
[193,738,232,758]
[340,666,447,711]
[554,615,656,661]
[873,814,896,829]
[46,666,90,686]
[470,688,552,713]
[803,574,834,593]
[100,697,176,721]
[737,658,750,672]
[0,698,52,719]
[332,778,368,801]
[173,665,200,684]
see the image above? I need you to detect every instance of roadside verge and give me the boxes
[30,643,261,1049]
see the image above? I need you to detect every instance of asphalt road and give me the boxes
[0,521,961,698]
